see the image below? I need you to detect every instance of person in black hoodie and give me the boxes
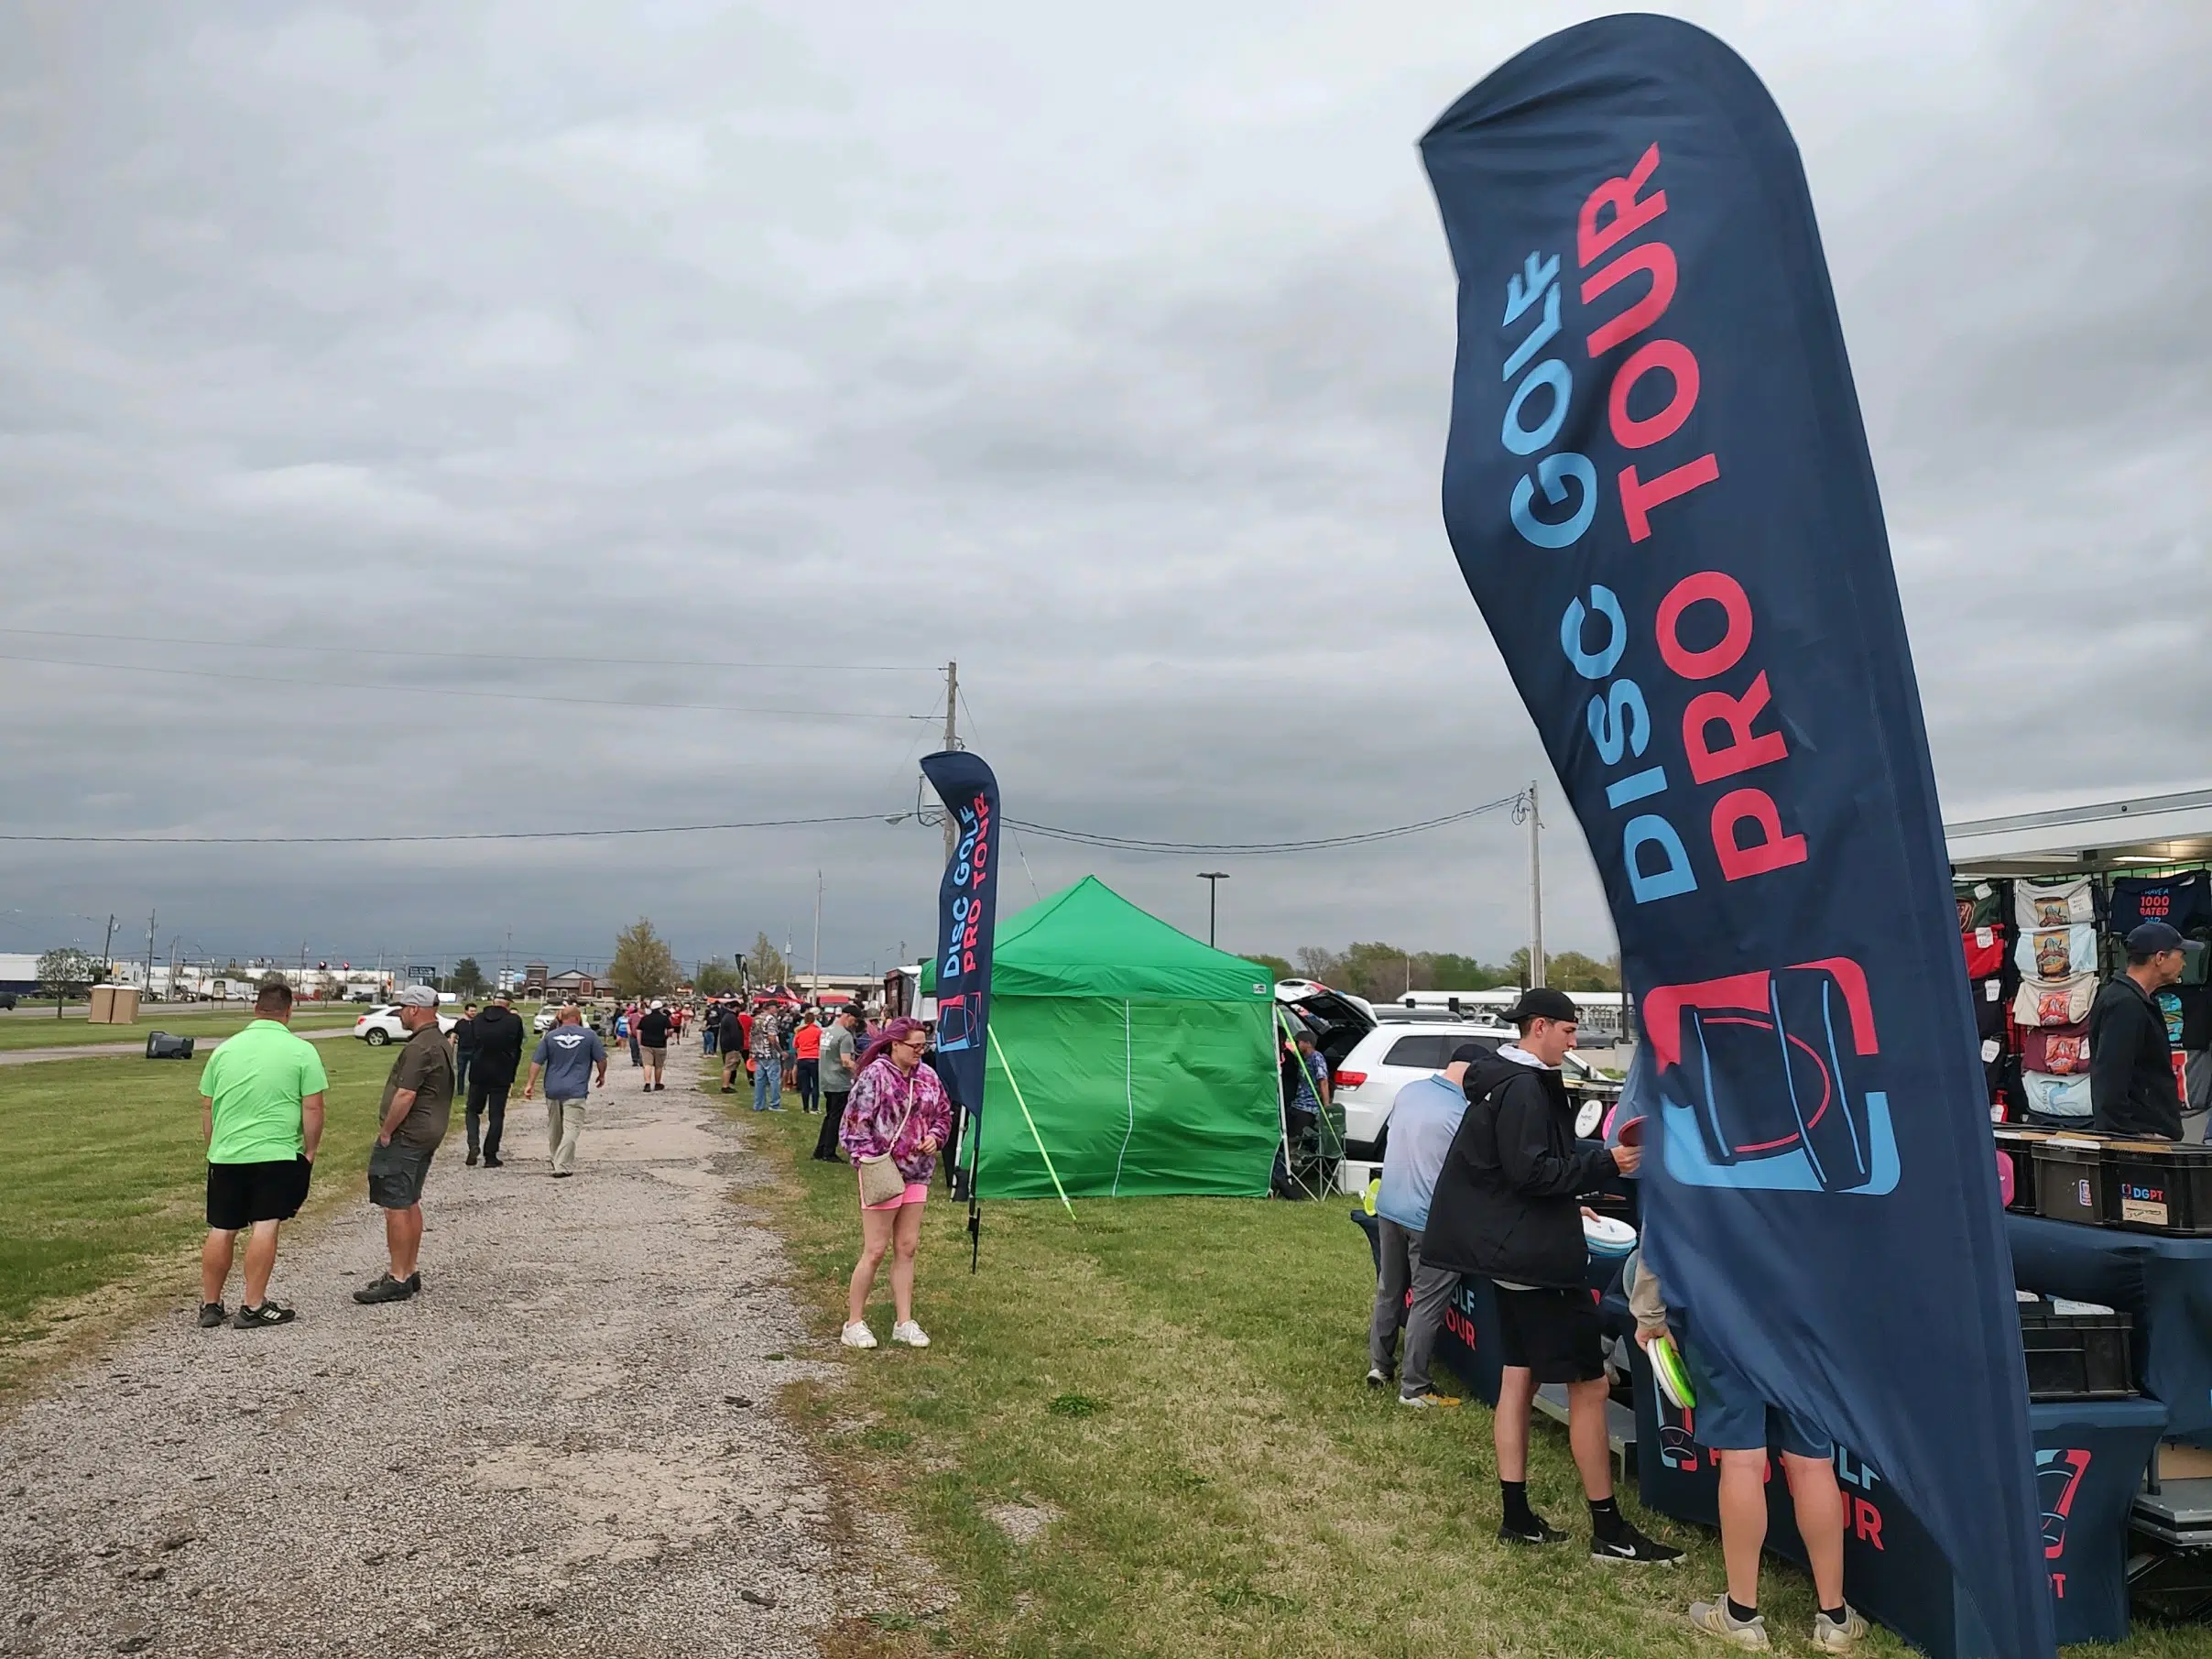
[1422,987,1679,1565]
[463,992,528,1168]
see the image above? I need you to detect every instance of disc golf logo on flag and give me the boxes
[1422,16,2051,1657]
[920,749,999,1114]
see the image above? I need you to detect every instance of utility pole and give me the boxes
[1527,780,1545,989]
[812,870,823,999]
[504,927,512,992]
[144,909,157,994]
[100,914,116,977]
[1196,871,1229,947]
[942,660,959,865]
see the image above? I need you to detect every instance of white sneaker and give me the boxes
[1813,1607,1869,1651]
[890,1320,931,1348]
[840,1321,877,1349]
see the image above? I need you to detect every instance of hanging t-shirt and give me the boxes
[2158,982,2212,1051]
[2016,925,2096,983]
[2021,1025,2090,1076]
[1962,926,2006,979]
[2188,1050,2211,1116]
[2014,878,2096,932]
[2015,975,2095,1029]
[2108,870,2212,936]
[2022,1071,2092,1119]
[1973,974,2006,1040]
[1955,879,2002,931]
[2154,988,2187,1051]
[2183,940,2211,988]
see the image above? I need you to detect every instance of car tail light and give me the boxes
[1334,1070,1367,1089]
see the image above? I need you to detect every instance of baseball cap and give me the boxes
[493,991,511,1003]
[398,986,439,1008]
[2127,921,2187,955]
[1448,1042,1489,1065]
[1503,986,1578,1025]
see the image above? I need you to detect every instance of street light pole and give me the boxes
[1196,871,1229,947]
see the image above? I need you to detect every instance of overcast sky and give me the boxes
[1,1,2205,978]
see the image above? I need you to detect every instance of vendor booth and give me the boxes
[925,877,1280,1199]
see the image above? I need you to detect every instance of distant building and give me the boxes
[545,969,596,1000]
[522,963,550,994]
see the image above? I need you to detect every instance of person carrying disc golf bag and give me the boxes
[1625,1246,1868,1651]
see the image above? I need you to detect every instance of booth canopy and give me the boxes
[921,875,1274,1002]
[922,877,1280,1199]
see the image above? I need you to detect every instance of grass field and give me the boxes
[0,1039,393,1381]
[0,1007,362,1053]
[724,1069,2202,1659]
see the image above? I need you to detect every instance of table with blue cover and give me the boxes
[1636,1343,2168,1654]
[2006,1213,2212,1443]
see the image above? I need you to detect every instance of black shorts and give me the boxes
[367,1140,436,1210]
[205,1158,312,1231]
[1493,1285,1606,1384]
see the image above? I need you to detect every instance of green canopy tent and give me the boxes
[921,876,1281,1199]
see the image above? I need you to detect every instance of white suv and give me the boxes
[1334,1019,1622,1158]
[353,1005,459,1047]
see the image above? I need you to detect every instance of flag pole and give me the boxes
[965,1095,983,1273]
[988,1024,1074,1218]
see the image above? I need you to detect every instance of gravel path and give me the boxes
[0,1066,917,1656]
[0,1029,358,1068]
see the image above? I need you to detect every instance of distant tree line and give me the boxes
[1237,941,1621,1002]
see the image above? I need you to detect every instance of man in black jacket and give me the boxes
[2089,922,2188,1141]
[1422,988,1678,1564]
[463,992,528,1167]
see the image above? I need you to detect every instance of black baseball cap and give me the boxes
[2127,921,2187,956]
[1504,987,1579,1025]
[1448,1042,1489,1065]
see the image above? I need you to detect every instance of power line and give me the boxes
[1001,795,1525,855]
[0,627,933,674]
[0,812,902,846]
[0,798,1530,854]
[0,653,939,721]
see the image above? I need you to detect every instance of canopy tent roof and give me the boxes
[921,876,1273,1002]
[1945,785,2212,879]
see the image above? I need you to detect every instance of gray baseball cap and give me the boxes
[397,986,439,1008]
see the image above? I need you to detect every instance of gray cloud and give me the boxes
[1,0,2206,976]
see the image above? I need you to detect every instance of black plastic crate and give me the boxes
[2018,1297,2135,1399]
[2109,1143,2212,1237]
[1994,1129,2046,1215]
[2032,1139,2115,1227]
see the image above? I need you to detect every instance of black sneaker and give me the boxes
[1499,1515,1568,1546]
[232,1302,296,1329]
[197,1302,227,1329]
[482,1156,503,1168]
[353,1272,420,1305]
[1592,1521,1684,1565]
[465,1151,479,1166]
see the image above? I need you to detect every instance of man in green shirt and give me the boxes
[197,977,327,1329]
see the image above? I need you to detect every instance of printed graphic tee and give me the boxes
[2022,1071,2092,1119]
[2108,870,2212,936]
[2022,1025,2090,1076]
[2013,878,2096,932]
[2014,975,2095,1029]
[1962,926,2006,979]
[534,1024,607,1098]
[1955,879,2002,930]
[2015,925,2096,983]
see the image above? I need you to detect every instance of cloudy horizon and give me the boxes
[2,1,2207,979]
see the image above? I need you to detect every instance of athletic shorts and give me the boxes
[367,1140,436,1210]
[205,1157,312,1231]
[1684,1336,1833,1459]
[643,1045,668,1065]
[1492,1285,1606,1384]
[859,1175,930,1212]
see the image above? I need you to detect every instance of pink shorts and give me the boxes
[859,1176,930,1212]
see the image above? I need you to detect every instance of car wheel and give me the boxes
[365,1028,390,1046]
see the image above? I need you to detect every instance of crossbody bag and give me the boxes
[856,1071,918,1206]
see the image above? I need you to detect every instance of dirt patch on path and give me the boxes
[0,1072,925,1656]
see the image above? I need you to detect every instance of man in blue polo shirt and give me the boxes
[1367,1042,1485,1407]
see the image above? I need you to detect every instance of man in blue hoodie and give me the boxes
[1368,1042,1487,1407]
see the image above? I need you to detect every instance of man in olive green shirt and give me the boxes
[197,978,327,1329]
[355,987,453,1305]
